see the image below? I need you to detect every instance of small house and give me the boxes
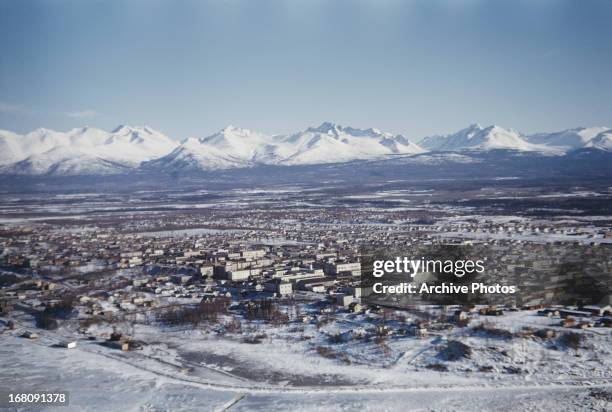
[561,318,577,328]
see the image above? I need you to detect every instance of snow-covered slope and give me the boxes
[0,129,25,165]
[143,126,278,172]
[0,126,178,174]
[525,127,610,151]
[6,147,135,175]
[144,122,425,172]
[197,126,280,163]
[144,136,255,172]
[0,127,74,165]
[277,122,424,165]
[89,125,179,164]
[585,130,612,151]
[420,124,612,154]
[1,122,611,175]
[418,124,555,153]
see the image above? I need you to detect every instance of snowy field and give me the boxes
[1,333,611,411]
[2,306,611,411]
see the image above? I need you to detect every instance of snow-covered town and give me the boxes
[1,181,611,410]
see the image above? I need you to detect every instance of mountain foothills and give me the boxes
[0,122,610,175]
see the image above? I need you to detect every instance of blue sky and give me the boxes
[1,0,611,140]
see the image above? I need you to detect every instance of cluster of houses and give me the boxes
[1,209,610,353]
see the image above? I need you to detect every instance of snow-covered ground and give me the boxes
[2,307,611,411]
[1,332,611,411]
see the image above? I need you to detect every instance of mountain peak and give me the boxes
[220,125,253,135]
[29,127,55,135]
[309,122,342,134]
[111,125,156,135]
[180,137,201,146]
[483,125,505,135]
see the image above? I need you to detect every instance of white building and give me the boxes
[264,280,293,296]
[330,262,361,277]
[227,268,262,281]
[242,249,266,260]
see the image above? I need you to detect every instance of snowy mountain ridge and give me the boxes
[143,122,426,172]
[0,125,179,174]
[0,122,610,175]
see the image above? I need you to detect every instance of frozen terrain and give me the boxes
[1,122,611,175]
[1,313,611,412]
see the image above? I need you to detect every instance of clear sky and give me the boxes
[1,0,611,140]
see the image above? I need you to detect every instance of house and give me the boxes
[480,306,503,316]
[535,329,556,339]
[561,317,577,328]
[538,308,560,317]
[296,277,335,291]
[376,325,392,336]
[264,279,293,296]
[453,310,468,322]
[326,261,361,277]
[172,274,192,285]
[61,341,77,349]
[22,331,39,339]
[200,265,214,278]
[582,305,611,317]
[242,249,266,260]
[128,256,143,267]
[227,268,261,282]
[348,302,362,313]
[415,327,428,338]
[109,330,122,341]
[336,294,354,307]
[559,309,591,319]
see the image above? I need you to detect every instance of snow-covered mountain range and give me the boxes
[0,125,178,175]
[418,124,554,153]
[416,124,612,154]
[145,123,425,172]
[0,122,610,175]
